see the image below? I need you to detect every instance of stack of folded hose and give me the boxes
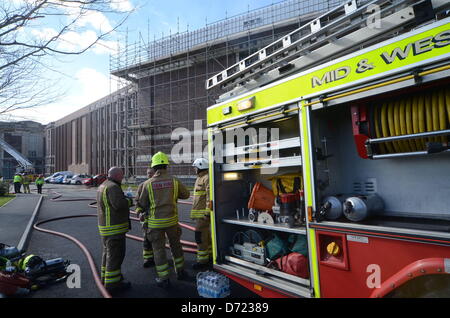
[371,88,450,154]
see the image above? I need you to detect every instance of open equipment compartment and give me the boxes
[310,82,450,229]
[211,110,314,298]
[206,0,450,299]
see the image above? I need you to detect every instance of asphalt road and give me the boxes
[23,184,258,298]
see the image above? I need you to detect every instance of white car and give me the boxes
[62,174,74,184]
[46,171,74,183]
[70,174,91,185]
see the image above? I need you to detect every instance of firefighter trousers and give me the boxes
[14,182,21,193]
[142,227,154,261]
[148,225,184,280]
[23,184,30,194]
[101,234,126,288]
[194,217,212,264]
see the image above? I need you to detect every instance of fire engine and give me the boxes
[205,0,450,298]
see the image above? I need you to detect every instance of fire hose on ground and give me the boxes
[32,191,198,298]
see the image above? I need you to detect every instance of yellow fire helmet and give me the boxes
[151,151,170,168]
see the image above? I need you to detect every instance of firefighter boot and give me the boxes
[143,258,155,268]
[106,281,132,295]
[176,269,190,281]
[155,277,170,288]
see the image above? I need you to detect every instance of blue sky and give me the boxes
[12,0,280,124]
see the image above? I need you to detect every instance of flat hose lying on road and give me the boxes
[32,191,199,298]
[33,215,112,298]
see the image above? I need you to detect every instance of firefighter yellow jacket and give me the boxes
[138,170,190,229]
[135,181,146,215]
[22,175,31,185]
[191,170,210,219]
[97,179,130,237]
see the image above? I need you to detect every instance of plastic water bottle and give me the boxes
[206,275,212,298]
[197,271,231,298]
[212,278,218,298]
[197,272,207,298]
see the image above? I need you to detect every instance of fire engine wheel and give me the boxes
[370,88,450,155]
[385,275,450,298]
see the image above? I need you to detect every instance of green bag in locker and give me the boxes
[265,234,290,260]
[288,234,308,256]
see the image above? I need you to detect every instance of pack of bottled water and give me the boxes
[196,271,230,298]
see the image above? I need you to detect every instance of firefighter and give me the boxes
[35,175,44,194]
[13,173,22,194]
[22,173,30,194]
[135,168,154,268]
[97,167,132,294]
[138,152,190,288]
[190,158,212,270]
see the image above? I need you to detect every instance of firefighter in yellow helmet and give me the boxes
[190,158,212,270]
[22,173,31,194]
[96,167,132,294]
[135,168,155,267]
[138,152,190,288]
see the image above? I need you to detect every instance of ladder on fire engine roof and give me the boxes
[206,0,449,101]
[0,136,33,169]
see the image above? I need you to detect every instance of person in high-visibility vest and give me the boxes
[135,168,154,268]
[190,158,212,270]
[96,167,133,294]
[35,175,45,194]
[138,152,190,288]
[22,173,30,194]
[13,173,22,194]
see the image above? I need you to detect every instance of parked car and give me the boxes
[83,174,107,187]
[45,172,61,183]
[70,174,91,185]
[53,175,65,184]
[62,174,74,184]
[46,171,74,184]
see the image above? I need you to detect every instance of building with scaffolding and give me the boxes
[45,0,345,184]
[0,121,45,179]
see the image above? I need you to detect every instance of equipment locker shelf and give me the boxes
[225,137,301,157]
[221,218,307,235]
[225,256,311,287]
[220,155,302,171]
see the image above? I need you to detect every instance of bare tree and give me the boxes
[0,0,132,116]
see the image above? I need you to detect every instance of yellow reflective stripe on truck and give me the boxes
[301,104,321,298]
[207,21,450,125]
[208,128,217,265]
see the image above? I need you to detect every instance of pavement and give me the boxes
[0,191,41,249]
[0,183,259,298]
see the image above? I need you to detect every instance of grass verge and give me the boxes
[0,194,16,208]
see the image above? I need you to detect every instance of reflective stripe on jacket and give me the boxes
[138,170,190,229]
[190,170,210,219]
[97,179,130,237]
